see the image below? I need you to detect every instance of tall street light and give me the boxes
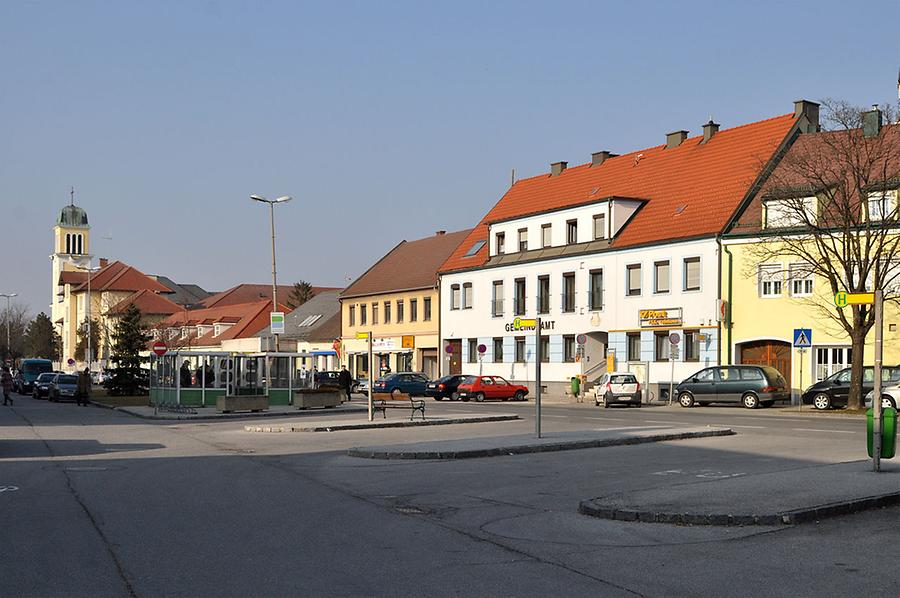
[75,259,101,371]
[250,194,292,352]
[0,293,16,361]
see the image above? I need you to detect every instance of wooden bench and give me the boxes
[371,392,426,421]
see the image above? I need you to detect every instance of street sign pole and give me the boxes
[668,332,680,406]
[367,331,374,422]
[535,317,542,439]
[798,348,806,412]
[873,290,884,472]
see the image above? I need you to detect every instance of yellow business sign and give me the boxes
[401,335,415,349]
[356,332,370,340]
[513,317,537,329]
[834,292,874,308]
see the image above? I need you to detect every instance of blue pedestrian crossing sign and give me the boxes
[793,328,812,348]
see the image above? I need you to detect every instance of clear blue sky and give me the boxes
[2,0,898,315]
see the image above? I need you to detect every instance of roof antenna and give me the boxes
[511,168,516,186]
[70,186,75,206]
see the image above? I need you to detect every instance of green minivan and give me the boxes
[675,365,789,409]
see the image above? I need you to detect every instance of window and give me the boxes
[541,224,552,248]
[564,335,576,362]
[493,337,503,363]
[384,301,391,324]
[451,284,460,310]
[514,278,526,316]
[867,191,897,221]
[696,368,718,382]
[593,214,606,240]
[468,338,478,363]
[396,300,404,322]
[627,333,641,361]
[589,269,604,310]
[566,220,578,244]
[462,283,473,309]
[518,228,528,252]
[627,264,642,296]
[654,332,670,362]
[496,232,506,255]
[464,240,486,257]
[654,261,670,293]
[360,304,367,325]
[372,302,379,325]
[789,263,814,296]
[684,330,700,361]
[740,367,764,381]
[423,297,432,321]
[410,299,418,322]
[562,272,575,312]
[537,275,550,314]
[764,197,816,228]
[349,305,355,327]
[683,257,701,292]
[539,335,550,363]
[759,264,783,297]
[515,337,526,362]
[492,281,504,317]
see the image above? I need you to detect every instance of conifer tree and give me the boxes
[104,305,150,396]
[25,312,61,361]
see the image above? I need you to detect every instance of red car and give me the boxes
[456,375,529,402]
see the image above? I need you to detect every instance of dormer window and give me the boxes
[868,190,897,221]
[764,197,816,228]
[518,229,527,252]
[593,214,606,240]
[495,232,505,255]
[566,220,578,244]
[464,240,486,257]
[541,224,552,248]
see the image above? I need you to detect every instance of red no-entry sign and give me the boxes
[152,341,168,357]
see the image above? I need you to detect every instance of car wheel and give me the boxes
[812,393,831,410]
[475,392,485,402]
[678,392,694,408]
[514,391,525,401]
[351,384,359,394]
[881,395,896,410]
[742,393,759,409]
[451,391,460,401]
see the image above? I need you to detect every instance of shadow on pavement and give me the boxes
[0,439,165,458]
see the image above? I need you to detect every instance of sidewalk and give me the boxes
[105,403,367,421]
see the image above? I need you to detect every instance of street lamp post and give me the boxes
[0,293,17,361]
[75,260,101,371]
[250,194,292,352]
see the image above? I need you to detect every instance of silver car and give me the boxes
[48,373,79,402]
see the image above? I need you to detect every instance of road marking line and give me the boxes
[711,424,767,429]
[641,420,677,424]
[792,428,855,434]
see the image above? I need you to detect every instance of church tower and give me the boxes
[51,191,90,360]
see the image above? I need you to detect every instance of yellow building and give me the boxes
[340,230,470,380]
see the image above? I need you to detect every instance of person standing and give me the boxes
[338,366,352,403]
[76,367,91,406]
[1,366,13,406]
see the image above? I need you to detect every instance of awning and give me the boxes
[311,350,337,356]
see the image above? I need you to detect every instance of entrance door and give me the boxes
[739,340,791,380]
[421,349,438,379]
[448,340,462,375]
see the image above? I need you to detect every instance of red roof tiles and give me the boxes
[74,260,172,293]
[107,289,182,316]
[199,284,339,309]
[159,299,291,345]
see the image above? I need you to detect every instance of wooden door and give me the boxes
[739,340,791,380]
[448,340,462,375]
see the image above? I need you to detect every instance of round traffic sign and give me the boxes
[477,344,487,354]
[67,358,76,366]
[444,344,454,354]
[152,341,168,357]
[668,332,681,345]
[576,334,587,345]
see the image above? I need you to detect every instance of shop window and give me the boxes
[515,337,526,362]
[627,333,641,361]
[684,330,700,361]
[564,335,576,362]
[539,335,550,363]
[654,332,670,362]
[493,337,503,363]
[468,338,478,363]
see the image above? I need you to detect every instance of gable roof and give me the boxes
[255,290,342,342]
[58,270,88,286]
[73,260,172,294]
[199,283,338,309]
[149,276,212,306]
[107,289,183,316]
[341,229,471,298]
[159,299,291,345]
[440,113,799,273]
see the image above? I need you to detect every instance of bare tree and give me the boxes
[0,301,30,360]
[747,99,900,409]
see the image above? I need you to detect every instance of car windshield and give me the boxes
[24,362,52,374]
[37,373,56,382]
[57,375,78,385]
[609,375,637,384]
[460,376,478,384]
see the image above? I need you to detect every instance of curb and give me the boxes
[347,427,734,460]
[113,405,368,421]
[578,489,900,526]
[247,414,520,433]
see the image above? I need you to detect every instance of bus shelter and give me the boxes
[150,351,316,407]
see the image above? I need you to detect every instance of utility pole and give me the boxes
[251,194,292,352]
[0,293,16,360]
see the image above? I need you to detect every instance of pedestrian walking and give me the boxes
[76,367,91,406]
[1,366,13,406]
[338,366,352,402]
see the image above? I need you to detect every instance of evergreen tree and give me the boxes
[104,305,150,396]
[25,312,61,361]
[74,317,101,362]
[287,280,314,309]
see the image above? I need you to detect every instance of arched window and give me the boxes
[66,233,71,254]
[77,234,83,255]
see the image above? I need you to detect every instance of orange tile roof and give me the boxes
[58,271,88,286]
[440,113,799,273]
[199,284,339,309]
[159,299,291,345]
[107,289,182,316]
[73,260,172,293]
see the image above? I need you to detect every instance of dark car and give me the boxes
[14,358,54,393]
[801,366,900,410]
[372,372,429,396]
[32,372,61,399]
[425,375,469,401]
[675,365,789,409]
[456,375,529,402]
[315,370,360,393]
[48,373,80,402]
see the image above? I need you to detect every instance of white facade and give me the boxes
[441,202,722,392]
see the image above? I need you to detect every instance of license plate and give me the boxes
[427,384,435,388]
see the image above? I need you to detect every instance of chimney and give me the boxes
[863,105,883,138]
[702,120,720,143]
[99,257,108,267]
[435,230,446,236]
[550,161,568,176]
[666,130,688,149]
[793,99,820,133]
[591,151,616,166]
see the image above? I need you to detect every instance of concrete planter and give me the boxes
[217,395,269,413]
[295,388,343,409]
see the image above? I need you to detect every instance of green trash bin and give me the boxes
[571,376,581,397]
[866,407,897,459]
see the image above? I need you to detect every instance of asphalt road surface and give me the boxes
[2,392,898,597]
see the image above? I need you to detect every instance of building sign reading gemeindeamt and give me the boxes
[639,308,683,328]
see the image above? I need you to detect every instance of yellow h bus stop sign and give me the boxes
[834,292,875,308]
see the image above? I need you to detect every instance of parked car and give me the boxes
[592,372,642,408]
[372,372,430,396]
[48,373,80,402]
[802,366,900,410]
[14,358,54,394]
[456,375,529,402]
[315,370,360,393]
[32,372,61,399]
[864,384,900,410]
[675,365,789,409]
[425,375,469,401]
[357,378,369,393]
